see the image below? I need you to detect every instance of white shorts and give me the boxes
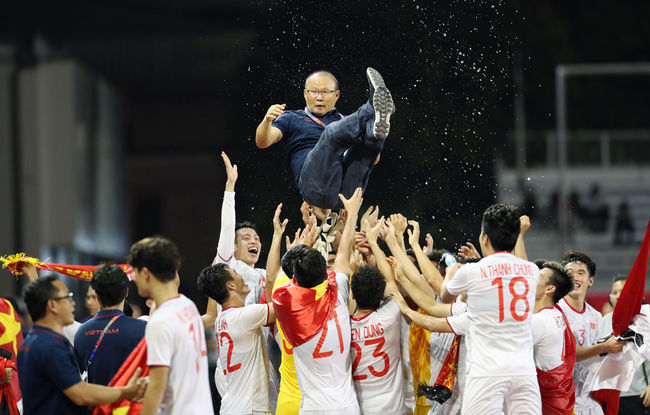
[300,405,360,415]
[574,395,604,415]
[462,374,541,415]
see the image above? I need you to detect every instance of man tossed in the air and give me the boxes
[256,68,395,216]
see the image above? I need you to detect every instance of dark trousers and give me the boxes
[298,101,384,209]
[619,396,650,415]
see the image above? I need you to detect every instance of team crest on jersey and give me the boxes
[590,322,596,329]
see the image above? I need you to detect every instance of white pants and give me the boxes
[462,374,541,415]
[574,395,604,415]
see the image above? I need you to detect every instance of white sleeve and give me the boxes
[446,264,472,296]
[451,302,467,316]
[446,313,469,336]
[240,304,270,330]
[216,191,236,264]
[63,321,81,346]
[146,317,174,367]
[335,272,349,303]
[531,313,544,345]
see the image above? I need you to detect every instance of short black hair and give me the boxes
[91,264,129,308]
[197,263,234,305]
[562,250,596,277]
[481,204,521,252]
[23,275,59,321]
[542,261,575,304]
[127,236,181,282]
[534,258,550,270]
[613,274,627,283]
[294,248,326,288]
[351,266,385,310]
[304,70,339,90]
[281,244,310,277]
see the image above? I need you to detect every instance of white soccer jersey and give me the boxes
[63,320,81,345]
[293,272,360,414]
[216,304,271,414]
[350,299,404,415]
[532,307,567,371]
[446,252,539,377]
[146,295,213,415]
[558,298,603,413]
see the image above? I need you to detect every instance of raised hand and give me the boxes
[407,220,421,248]
[285,222,320,251]
[221,152,238,192]
[360,205,380,232]
[458,242,481,260]
[273,203,289,237]
[264,104,286,123]
[365,217,386,245]
[520,215,531,235]
[423,233,434,256]
[300,201,314,226]
[388,213,408,239]
[338,188,363,217]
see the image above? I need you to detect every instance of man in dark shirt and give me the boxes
[255,67,395,213]
[74,264,146,386]
[17,274,145,415]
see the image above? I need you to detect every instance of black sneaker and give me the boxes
[366,67,386,97]
[372,86,394,139]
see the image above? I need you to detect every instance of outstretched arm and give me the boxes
[365,218,398,295]
[384,222,436,298]
[256,104,285,148]
[407,221,444,295]
[334,188,363,276]
[215,152,238,264]
[391,292,454,333]
[514,215,530,261]
[266,203,288,303]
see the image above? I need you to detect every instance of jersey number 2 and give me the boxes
[312,312,345,359]
[219,332,241,375]
[351,337,390,380]
[491,276,530,322]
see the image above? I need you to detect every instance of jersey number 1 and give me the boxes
[491,276,530,322]
[312,312,345,359]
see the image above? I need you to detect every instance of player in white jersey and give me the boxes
[558,251,624,415]
[128,236,214,415]
[214,152,280,409]
[531,261,577,415]
[197,262,276,415]
[215,152,266,297]
[350,266,405,415]
[441,204,541,415]
[272,188,364,414]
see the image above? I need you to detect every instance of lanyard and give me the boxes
[87,314,120,367]
[304,107,344,127]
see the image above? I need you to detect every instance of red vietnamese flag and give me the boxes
[272,269,338,347]
[612,219,650,336]
[0,298,22,403]
[93,338,149,415]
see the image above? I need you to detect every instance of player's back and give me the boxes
[216,304,271,414]
[448,252,539,377]
[292,273,359,414]
[350,299,404,415]
[532,306,568,371]
[146,294,213,415]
